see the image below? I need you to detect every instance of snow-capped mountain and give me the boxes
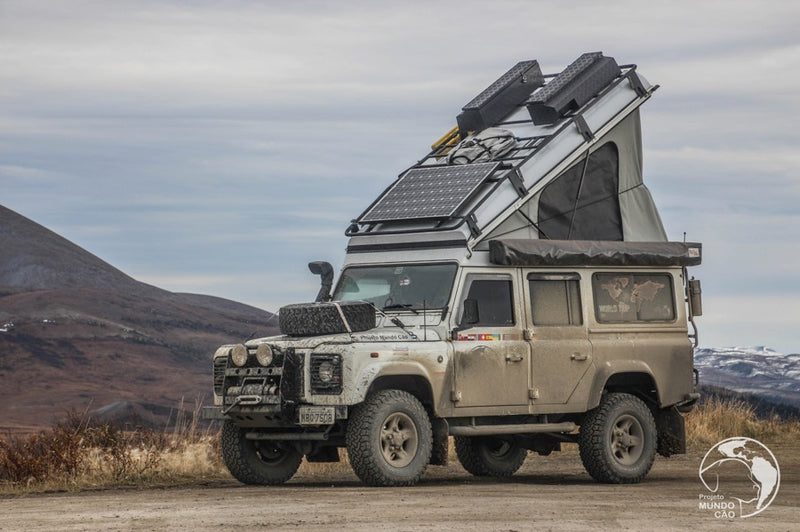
[694,347,800,408]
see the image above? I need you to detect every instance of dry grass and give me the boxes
[2,397,799,494]
[0,404,229,495]
[685,396,800,450]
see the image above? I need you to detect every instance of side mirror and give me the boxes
[462,298,479,325]
[688,278,702,317]
[450,298,480,340]
[308,261,334,302]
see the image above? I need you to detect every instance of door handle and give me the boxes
[506,354,524,363]
[570,353,589,361]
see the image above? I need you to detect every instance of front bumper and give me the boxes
[202,403,347,427]
[201,405,227,420]
[212,344,349,429]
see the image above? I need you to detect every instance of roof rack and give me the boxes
[346,52,659,250]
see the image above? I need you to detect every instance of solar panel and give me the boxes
[360,162,501,223]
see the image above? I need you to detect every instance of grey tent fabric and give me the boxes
[483,109,667,243]
[614,108,667,241]
[489,239,702,267]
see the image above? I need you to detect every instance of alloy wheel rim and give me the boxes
[380,412,419,468]
[610,413,644,465]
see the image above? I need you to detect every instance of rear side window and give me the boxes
[528,274,582,326]
[592,273,675,323]
[464,278,515,326]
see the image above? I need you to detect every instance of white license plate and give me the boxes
[298,406,335,425]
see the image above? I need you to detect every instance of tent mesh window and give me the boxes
[537,142,621,240]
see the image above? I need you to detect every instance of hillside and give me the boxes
[694,346,800,408]
[0,205,279,431]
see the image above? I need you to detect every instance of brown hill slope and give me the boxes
[0,205,278,432]
[0,205,161,296]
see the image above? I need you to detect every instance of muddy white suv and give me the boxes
[204,239,702,486]
[202,52,704,486]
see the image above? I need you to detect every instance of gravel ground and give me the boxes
[1,443,797,531]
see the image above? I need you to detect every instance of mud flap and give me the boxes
[430,417,449,466]
[656,406,686,457]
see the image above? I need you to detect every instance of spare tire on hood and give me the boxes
[279,301,376,337]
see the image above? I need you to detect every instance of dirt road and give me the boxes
[2,444,797,531]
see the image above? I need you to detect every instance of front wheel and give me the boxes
[346,390,432,486]
[454,436,527,477]
[221,420,303,485]
[579,392,657,484]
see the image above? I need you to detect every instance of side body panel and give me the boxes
[586,268,693,409]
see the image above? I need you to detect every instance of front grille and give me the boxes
[310,354,343,395]
[213,357,227,395]
[217,344,284,402]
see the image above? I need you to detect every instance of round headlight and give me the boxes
[230,344,248,367]
[318,361,334,383]
[255,343,273,366]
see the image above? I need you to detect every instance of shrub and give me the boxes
[0,404,225,493]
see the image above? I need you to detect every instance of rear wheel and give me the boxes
[221,420,302,485]
[346,390,432,486]
[579,393,656,483]
[454,436,527,477]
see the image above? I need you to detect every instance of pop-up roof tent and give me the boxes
[346,52,667,254]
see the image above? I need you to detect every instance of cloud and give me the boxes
[2,0,799,351]
[702,294,800,353]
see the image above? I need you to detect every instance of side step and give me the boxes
[449,422,576,437]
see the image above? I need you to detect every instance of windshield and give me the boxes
[332,263,458,310]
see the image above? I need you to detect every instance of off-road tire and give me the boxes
[221,420,302,485]
[454,436,527,477]
[279,301,375,336]
[346,390,432,487]
[579,392,657,484]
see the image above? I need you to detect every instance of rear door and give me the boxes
[524,272,594,404]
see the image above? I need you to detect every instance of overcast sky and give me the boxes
[2,1,799,353]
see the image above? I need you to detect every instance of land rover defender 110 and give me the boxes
[202,52,703,487]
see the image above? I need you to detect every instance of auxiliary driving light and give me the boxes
[255,343,274,366]
[230,344,248,367]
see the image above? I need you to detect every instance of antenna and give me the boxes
[423,300,427,341]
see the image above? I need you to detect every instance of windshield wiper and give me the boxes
[382,304,419,315]
[364,302,415,338]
